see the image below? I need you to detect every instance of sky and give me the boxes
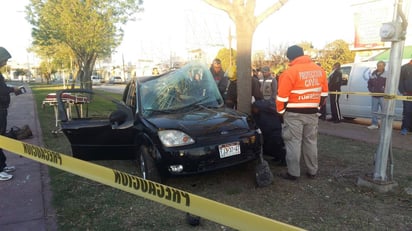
[1,0,411,65]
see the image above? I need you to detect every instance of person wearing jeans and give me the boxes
[367,61,387,129]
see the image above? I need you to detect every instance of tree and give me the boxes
[319,40,355,73]
[215,48,237,72]
[26,0,142,89]
[203,0,289,113]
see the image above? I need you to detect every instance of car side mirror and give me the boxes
[109,110,128,129]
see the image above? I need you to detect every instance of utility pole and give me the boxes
[358,0,410,192]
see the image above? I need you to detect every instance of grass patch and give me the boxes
[31,84,412,231]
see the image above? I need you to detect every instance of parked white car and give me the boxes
[91,76,102,85]
[110,76,124,84]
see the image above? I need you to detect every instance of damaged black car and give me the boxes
[57,62,261,181]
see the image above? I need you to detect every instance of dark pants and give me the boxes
[330,92,341,121]
[0,108,7,171]
[251,100,285,162]
[401,100,412,131]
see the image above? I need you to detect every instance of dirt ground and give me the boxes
[47,120,412,231]
[72,131,410,231]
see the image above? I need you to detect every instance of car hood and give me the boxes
[146,108,251,136]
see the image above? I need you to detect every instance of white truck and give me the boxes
[329,60,410,121]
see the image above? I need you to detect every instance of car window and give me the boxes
[340,66,352,86]
[139,62,224,116]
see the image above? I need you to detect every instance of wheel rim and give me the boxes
[139,152,147,179]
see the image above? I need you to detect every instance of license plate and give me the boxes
[218,142,241,158]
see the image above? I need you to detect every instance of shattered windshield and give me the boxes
[140,62,224,115]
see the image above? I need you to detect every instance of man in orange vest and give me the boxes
[276,45,328,180]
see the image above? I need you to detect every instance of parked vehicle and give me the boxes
[109,76,124,84]
[91,75,102,85]
[328,60,408,120]
[57,62,261,182]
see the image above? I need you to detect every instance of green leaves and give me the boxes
[27,0,142,89]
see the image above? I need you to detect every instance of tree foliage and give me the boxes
[26,0,142,89]
[215,48,237,72]
[319,39,355,73]
[203,0,289,113]
[215,48,237,81]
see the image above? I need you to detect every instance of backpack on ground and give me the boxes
[5,125,33,140]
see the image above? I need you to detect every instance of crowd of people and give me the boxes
[209,45,412,181]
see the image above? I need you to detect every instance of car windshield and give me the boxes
[140,62,224,115]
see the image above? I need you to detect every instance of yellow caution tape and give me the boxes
[328,91,412,101]
[0,135,304,231]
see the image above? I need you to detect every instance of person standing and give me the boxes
[327,62,343,123]
[276,45,328,180]
[398,59,412,135]
[260,66,277,103]
[0,47,19,181]
[223,66,237,109]
[209,58,228,99]
[252,66,285,165]
[251,68,263,102]
[367,61,387,129]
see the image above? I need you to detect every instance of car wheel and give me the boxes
[137,145,162,182]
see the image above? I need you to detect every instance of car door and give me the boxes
[57,89,136,160]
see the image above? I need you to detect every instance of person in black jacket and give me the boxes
[0,47,20,181]
[327,62,343,123]
[209,58,228,99]
[251,68,263,102]
[398,59,412,135]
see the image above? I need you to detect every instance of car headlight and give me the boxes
[158,130,195,147]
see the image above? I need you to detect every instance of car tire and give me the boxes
[137,145,162,182]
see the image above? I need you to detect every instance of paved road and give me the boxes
[318,118,410,151]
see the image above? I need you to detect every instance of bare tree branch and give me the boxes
[255,0,289,25]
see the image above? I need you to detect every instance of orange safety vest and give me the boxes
[276,56,328,114]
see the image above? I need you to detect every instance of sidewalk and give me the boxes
[0,84,56,231]
[318,118,411,152]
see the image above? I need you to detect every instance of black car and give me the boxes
[57,62,261,181]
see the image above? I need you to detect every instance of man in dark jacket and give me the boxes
[209,58,228,99]
[328,62,343,123]
[398,59,412,135]
[0,47,19,181]
[251,68,263,102]
[367,60,387,129]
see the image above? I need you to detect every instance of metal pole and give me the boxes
[373,0,409,181]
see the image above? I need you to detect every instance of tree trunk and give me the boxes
[235,23,255,114]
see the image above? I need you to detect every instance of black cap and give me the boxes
[286,45,304,61]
